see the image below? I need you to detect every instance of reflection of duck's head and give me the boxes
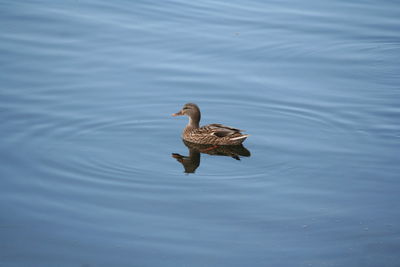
[172,140,251,174]
[172,147,200,174]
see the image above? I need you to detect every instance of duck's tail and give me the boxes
[230,134,250,142]
[230,134,250,144]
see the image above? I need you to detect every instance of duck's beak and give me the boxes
[172,110,183,116]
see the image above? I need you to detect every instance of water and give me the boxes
[1,0,400,266]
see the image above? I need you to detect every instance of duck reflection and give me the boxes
[172,140,251,173]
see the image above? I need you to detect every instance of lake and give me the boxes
[1,0,399,266]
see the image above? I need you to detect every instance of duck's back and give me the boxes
[183,124,248,145]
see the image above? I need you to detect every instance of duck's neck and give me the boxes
[187,112,200,129]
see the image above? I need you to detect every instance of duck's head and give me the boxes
[172,103,201,127]
[172,103,200,118]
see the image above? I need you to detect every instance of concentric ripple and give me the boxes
[1,1,400,266]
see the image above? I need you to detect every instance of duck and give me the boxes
[172,103,249,145]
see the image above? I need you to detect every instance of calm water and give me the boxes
[1,1,400,266]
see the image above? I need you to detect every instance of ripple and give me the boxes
[1,1,400,266]
[1,77,377,185]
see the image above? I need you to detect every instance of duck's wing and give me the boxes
[206,123,245,137]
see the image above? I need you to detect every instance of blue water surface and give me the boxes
[1,0,400,266]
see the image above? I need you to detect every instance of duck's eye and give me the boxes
[183,107,189,110]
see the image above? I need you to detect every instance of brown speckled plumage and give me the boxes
[172,103,249,145]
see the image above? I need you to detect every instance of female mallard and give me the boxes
[172,103,249,145]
